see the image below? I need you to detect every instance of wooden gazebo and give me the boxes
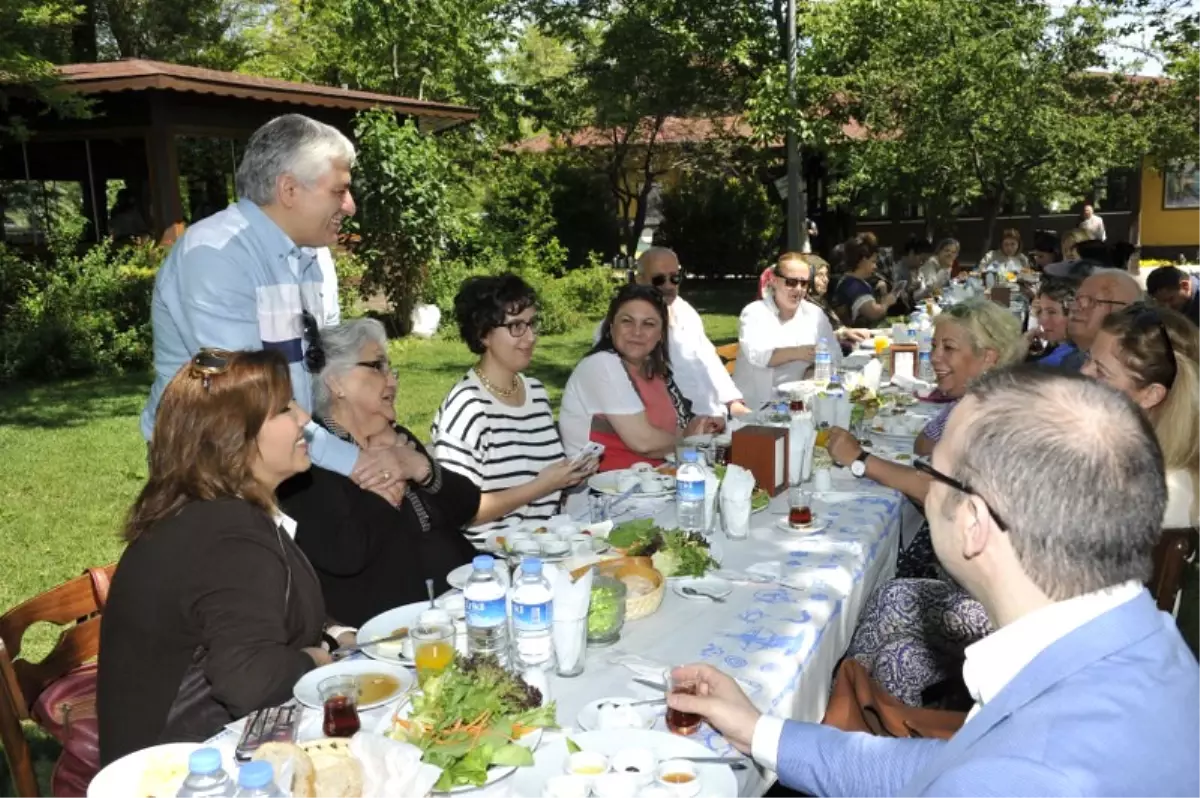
[0,59,478,243]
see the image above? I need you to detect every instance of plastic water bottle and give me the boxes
[918,332,935,383]
[177,748,234,797]
[231,762,282,798]
[464,555,509,667]
[813,338,832,384]
[676,449,706,535]
[511,557,554,670]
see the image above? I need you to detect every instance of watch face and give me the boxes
[851,458,867,477]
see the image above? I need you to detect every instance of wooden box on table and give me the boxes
[730,425,789,497]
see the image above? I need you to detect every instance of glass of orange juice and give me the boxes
[873,335,888,356]
[815,425,832,448]
[412,623,455,686]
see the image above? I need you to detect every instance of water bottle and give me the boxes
[676,449,706,535]
[511,557,554,670]
[464,555,509,667]
[918,332,935,383]
[813,338,832,384]
[231,761,282,798]
[177,748,234,797]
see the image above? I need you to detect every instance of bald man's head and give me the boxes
[636,247,681,304]
[1067,269,1143,351]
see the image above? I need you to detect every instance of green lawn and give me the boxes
[3,266,1188,783]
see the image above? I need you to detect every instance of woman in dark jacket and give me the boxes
[99,350,334,765]
[278,319,480,627]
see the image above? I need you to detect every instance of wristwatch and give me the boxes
[850,450,870,478]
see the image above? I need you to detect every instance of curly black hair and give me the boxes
[453,273,539,355]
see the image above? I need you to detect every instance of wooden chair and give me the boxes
[1151,527,1199,613]
[715,343,739,376]
[0,566,114,797]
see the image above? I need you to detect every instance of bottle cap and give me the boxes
[472,555,495,571]
[188,747,222,775]
[522,557,543,574]
[681,449,699,463]
[238,761,274,789]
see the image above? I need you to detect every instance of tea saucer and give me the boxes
[775,516,828,535]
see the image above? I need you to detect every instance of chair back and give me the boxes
[0,566,113,796]
[715,343,739,376]
[1151,528,1199,613]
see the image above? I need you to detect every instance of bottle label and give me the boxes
[512,600,552,630]
[677,477,705,503]
[465,597,506,627]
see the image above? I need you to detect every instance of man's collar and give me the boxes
[237,198,302,260]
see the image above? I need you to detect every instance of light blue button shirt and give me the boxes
[140,199,359,476]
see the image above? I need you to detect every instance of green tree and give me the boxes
[0,0,86,138]
[789,0,1153,256]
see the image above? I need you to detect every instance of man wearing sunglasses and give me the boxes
[664,367,1198,796]
[140,114,410,504]
[732,252,841,410]
[629,248,751,417]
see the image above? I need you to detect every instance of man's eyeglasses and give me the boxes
[1070,294,1127,314]
[773,268,809,290]
[914,458,1009,532]
[499,318,539,338]
[189,348,230,391]
[651,273,683,287]
[356,359,400,380]
[301,310,326,374]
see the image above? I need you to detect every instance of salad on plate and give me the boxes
[606,520,718,578]
[385,655,557,791]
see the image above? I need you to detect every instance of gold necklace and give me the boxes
[474,365,520,398]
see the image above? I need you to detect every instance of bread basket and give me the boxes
[572,556,665,621]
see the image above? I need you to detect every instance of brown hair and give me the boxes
[1100,305,1199,493]
[1001,228,1022,248]
[592,283,671,379]
[842,233,879,274]
[125,349,295,543]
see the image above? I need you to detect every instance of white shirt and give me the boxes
[316,247,341,326]
[558,351,646,458]
[732,295,840,411]
[1080,214,1106,241]
[961,580,1144,721]
[1164,469,1197,529]
[915,258,951,299]
[748,580,1146,771]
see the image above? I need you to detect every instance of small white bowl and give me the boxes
[638,473,661,493]
[569,534,595,556]
[656,759,701,798]
[435,592,466,620]
[629,462,656,474]
[542,774,590,798]
[541,537,571,558]
[564,751,609,784]
[616,472,640,492]
[592,772,640,798]
[610,747,657,787]
[513,539,542,557]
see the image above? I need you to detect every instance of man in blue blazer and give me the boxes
[669,367,1200,796]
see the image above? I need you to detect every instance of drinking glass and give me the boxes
[318,675,361,737]
[411,623,456,687]
[788,486,813,528]
[663,668,701,736]
[873,335,888,356]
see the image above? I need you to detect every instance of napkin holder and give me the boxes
[990,285,1011,307]
[731,425,789,497]
[890,343,918,382]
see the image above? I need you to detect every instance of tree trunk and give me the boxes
[979,188,1005,262]
[72,0,99,62]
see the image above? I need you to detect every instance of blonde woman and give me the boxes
[1061,227,1090,262]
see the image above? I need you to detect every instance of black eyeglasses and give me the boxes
[1131,305,1177,388]
[651,273,683,287]
[498,318,539,338]
[914,458,1009,532]
[189,348,231,391]
[301,310,325,374]
[355,359,400,380]
[773,268,809,289]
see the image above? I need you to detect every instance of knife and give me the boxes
[333,628,408,659]
[675,756,750,770]
[633,677,667,692]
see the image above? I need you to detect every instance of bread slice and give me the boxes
[300,738,364,798]
[252,741,316,798]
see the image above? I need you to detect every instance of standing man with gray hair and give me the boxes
[141,113,407,503]
[664,367,1199,796]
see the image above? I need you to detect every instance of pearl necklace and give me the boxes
[474,365,520,398]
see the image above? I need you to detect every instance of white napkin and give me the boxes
[862,360,883,393]
[834,396,852,429]
[350,732,442,798]
[789,412,813,486]
[719,464,755,540]
[703,466,720,535]
[745,561,785,582]
[551,566,594,674]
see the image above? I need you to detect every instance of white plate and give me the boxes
[577,697,662,731]
[292,658,415,710]
[588,470,676,497]
[512,729,738,798]
[447,560,513,591]
[775,516,829,535]
[484,530,611,562]
[356,600,466,666]
[89,742,227,798]
[671,576,733,601]
[375,693,546,793]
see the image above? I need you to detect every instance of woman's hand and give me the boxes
[825,426,864,467]
[837,327,872,345]
[537,458,595,492]
[302,646,332,667]
[683,416,724,437]
[881,291,899,310]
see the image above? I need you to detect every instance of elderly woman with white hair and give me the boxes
[278,319,479,628]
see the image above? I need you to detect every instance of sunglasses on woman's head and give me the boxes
[190,349,230,391]
[651,273,682,287]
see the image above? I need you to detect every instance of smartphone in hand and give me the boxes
[571,442,605,471]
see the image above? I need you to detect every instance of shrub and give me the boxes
[0,241,161,381]
[333,248,368,320]
[657,172,781,277]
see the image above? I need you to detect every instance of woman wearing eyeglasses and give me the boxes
[277,319,479,627]
[100,350,337,764]
[560,284,725,471]
[431,274,594,539]
[734,252,844,410]
[1082,304,1198,528]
